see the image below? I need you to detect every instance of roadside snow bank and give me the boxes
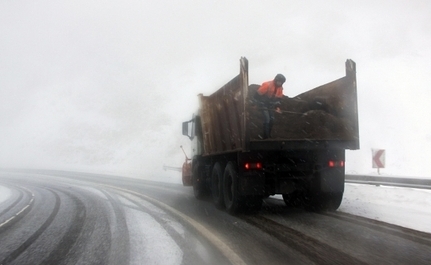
[340,183,431,233]
[0,185,12,204]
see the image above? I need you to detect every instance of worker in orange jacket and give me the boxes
[254,74,286,139]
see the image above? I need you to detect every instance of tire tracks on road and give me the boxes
[241,215,367,265]
[0,189,59,265]
[40,189,87,265]
[323,211,431,247]
[99,189,130,265]
[103,184,247,265]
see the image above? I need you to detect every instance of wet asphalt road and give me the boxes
[1,169,430,265]
[0,170,229,265]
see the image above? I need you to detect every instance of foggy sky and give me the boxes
[1,1,431,179]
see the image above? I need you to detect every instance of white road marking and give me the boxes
[0,187,34,228]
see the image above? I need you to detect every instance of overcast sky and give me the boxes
[1,1,430,179]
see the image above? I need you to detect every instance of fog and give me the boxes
[1,1,430,180]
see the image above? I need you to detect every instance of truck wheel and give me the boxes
[192,163,206,199]
[211,162,225,209]
[223,162,243,214]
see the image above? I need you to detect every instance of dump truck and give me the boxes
[182,57,359,214]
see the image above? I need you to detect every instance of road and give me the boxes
[1,169,431,265]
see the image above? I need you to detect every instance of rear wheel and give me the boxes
[223,162,242,214]
[192,163,206,199]
[211,162,225,209]
[222,162,263,214]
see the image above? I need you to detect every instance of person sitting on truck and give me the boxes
[254,73,286,139]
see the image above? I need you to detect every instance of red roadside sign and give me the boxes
[372,149,385,168]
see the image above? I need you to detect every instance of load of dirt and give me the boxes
[247,84,355,140]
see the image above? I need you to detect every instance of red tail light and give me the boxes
[244,162,262,170]
[328,160,344,168]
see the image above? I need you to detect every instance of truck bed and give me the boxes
[198,58,359,156]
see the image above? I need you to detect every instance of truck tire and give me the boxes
[211,162,225,209]
[223,162,243,214]
[192,163,206,199]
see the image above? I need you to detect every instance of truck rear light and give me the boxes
[328,160,344,168]
[244,162,262,170]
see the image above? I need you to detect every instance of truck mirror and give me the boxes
[182,121,188,136]
[182,121,193,140]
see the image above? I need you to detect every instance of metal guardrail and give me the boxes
[345,175,431,190]
[163,165,182,172]
[158,167,431,190]
[159,165,431,189]
[4,167,430,190]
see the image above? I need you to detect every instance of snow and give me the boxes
[339,183,431,234]
[125,207,183,265]
[0,185,12,204]
[115,191,186,265]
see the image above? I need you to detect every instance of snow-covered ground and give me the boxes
[339,183,431,234]
[0,185,11,204]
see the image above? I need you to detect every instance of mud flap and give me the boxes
[239,172,265,196]
[319,168,345,193]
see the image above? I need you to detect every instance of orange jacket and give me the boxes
[257,80,283,98]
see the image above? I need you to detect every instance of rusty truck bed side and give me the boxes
[199,58,359,156]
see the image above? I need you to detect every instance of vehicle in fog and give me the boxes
[182,57,359,214]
